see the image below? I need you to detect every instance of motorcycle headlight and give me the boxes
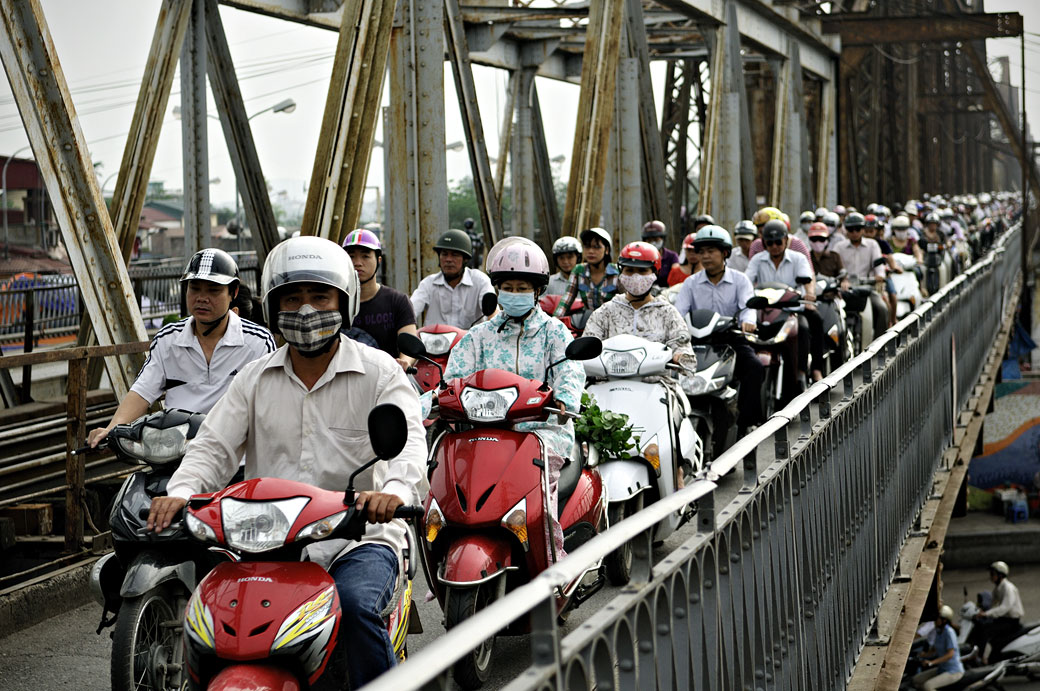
[681,361,725,395]
[272,585,336,652]
[500,497,529,551]
[185,590,216,650]
[185,512,216,542]
[767,318,797,345]
[220,497,309,553]
[114,422,191,464]
[297,510,348,541]
[419,332,454,356]
[603,348,646,376]
[460,386,519,422]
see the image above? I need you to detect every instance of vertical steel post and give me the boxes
[1021,33,1029,276]
[445,0,502,247]
[625,0,667,225]
[530,85,562,248]
[180,0,209,259]
[511,68,536,240]
[20,288,33,404]
[205,0,280,262]
[65,356,87,553]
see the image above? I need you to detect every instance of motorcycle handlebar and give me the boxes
[393,505,424,520]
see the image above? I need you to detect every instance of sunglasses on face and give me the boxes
[764,239,785,247]
[809,237,828,243]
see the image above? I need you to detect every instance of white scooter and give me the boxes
[583,334,702,585]
[890,253,924,319]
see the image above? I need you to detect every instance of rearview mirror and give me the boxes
[481,292,498,317]
[397,332,427,360]
[368,404,408,460]
[565,336,602,361]
[746,296,767,310]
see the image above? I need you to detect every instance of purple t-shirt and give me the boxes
[657,248,681,286]
[353,286,416,357]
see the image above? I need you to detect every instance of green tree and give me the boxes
[447,176,512,238]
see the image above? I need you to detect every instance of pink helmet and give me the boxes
[342,228,382,256]
[485,236,550,289]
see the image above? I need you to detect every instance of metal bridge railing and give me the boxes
[364,221,1022,691]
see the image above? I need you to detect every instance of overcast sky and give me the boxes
[0,0,1036,213]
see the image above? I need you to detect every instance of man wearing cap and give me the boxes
[343,229,418,370]
[728,220,757,273]
[835,212,889,337]
[972,561,1024,663]
[642,220,680,286]
[411,229,495,329]
[87,248,276,448]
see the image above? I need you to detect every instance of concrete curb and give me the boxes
[0,558,98,639]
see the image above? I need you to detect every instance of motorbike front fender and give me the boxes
[440,534,514,586]
[208,663,301,691]
[599,460,652,503]
[120,552,196,599]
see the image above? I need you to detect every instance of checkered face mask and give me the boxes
[277,304,343,356]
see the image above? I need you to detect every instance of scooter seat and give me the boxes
[557,458,581,517]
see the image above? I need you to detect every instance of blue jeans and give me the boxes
[318,544,399,690]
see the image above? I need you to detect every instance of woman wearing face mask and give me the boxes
[889,215,924,264]
[666,232,702,286]
[583,242,693,365]
[444,237,585,563]
[807,222,846,280]
[641,220,679,286]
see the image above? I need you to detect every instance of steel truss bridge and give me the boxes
[0,1,1035,688]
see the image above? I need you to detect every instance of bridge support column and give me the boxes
[180,0,209,259]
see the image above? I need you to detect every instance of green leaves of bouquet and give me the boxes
[574,392,639,458]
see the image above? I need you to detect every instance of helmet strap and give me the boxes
[197,310,229,337]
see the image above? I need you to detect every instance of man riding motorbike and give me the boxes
[970,560,1025,664]
[147,236,428,690]
[410,229,496,329]
[674,225,765,434]
[834,212,889,340]
[746,220,824,391]
[642,220,680,286]
[548,235,582,296]
[728,220,757,273]
[88,249,275,448]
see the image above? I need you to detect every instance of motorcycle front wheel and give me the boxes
[446,585,496,690]
[110,584,186,691]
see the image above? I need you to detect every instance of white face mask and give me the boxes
[800,222,812,233]
[648,238,665,250]
[619,272,656,298]
[894,230,908,240]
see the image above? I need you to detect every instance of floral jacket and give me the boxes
[582,296,693,357]
[445,307,584,460]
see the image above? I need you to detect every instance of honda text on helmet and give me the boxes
[181,248,240,336]
[617,241,661,299]
[261,236,360,358]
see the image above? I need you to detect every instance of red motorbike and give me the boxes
[410,324,467,393]
[399,332,606,690]
[180,404,423,691]
[538,294,586,337]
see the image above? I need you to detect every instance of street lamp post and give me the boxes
[2,144,32,261]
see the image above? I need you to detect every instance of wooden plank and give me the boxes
[0,342,149,370]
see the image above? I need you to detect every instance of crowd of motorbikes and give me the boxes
[84,195,1021,690]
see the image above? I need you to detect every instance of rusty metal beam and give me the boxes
[301,0,395,244]
[181,0,209,258]
[627,0,668,226]
[0,0,146,398]
[495,71,518,198]
[204,0,279,263]
[446,0,502,247]
[563,0,625,235]
[530,84,562,249]
[821,12,1022,45]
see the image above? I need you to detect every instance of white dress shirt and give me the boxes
[166,335,429,567]
[674,268,757,327]
[131,313,275,413]
[410,267,494,329]
[745,249,814,293]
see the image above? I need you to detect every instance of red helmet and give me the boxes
[618,241,662,272]
[681,232,697,250]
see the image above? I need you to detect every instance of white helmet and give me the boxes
[261,236,361,330]
[938,605,955,621]
[551,236,582,257]
[485,236,550,289]
[990,561,1010,576]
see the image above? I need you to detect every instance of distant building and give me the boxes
[0,155,58,253]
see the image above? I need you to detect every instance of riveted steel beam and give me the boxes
[563,0,625,236]
[301,0,395,244]
[821,12,1022,46]
[700,1,756,230]
[511,68,537,241]
[181,0,209,259]
[0,0,146,398]
[205,0,279,262]
[385,0,448,293]
[495,71,518,197]
[770,42,813,214]
[446,0,502,248]
[601,54,642,249]
[626,0,668,227]
[530,85,562,250]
